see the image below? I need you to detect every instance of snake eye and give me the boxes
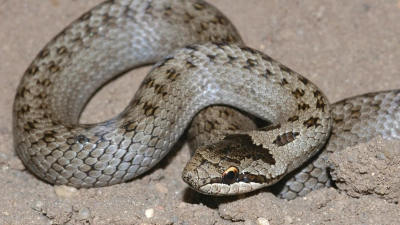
[222,166,239,184]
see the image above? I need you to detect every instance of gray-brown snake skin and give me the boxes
[13,0,400,199]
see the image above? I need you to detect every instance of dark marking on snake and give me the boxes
[279,64,291,75]
[48,62,60,73]
[227,55,238,63]
[185,45,198,51]
[205,121,216,132]
[154,84,167,95]
[247,59,258,67]
[298,102,310,111]
[20,105,30,114]
[39,49,50,59]
[185,60,197,69]
[207,54,216,60]
[215,42,229,49]
[226,34,236,42]
[142,77,155,87]
[314,90,326,111]
[334,118,344,126]
[156,55,175,68]
[298,76,308,85]
[241,46,259,55]
[292,89,305,98]
[351,108,361,118]
[28,65,38,76]
[23,122,35,132]
[145,3,153,15]
[316,99,325,111]
[261,54,272,62]
[163,6,173,17]
[193,2,205,10]
[166,69,181,80]
[145,106,159,116]
[39,103,48,110]
[183,13,194,23]
[217,16,228,25]
[218,134,276,165]
[287,115,299,122]
[273,132,299,146]
[201,22,209,30]
[261,68,275,79]
[303,117,321,128]
[40,78,51,87]
[38,92,47,99]
[57,46,67,55]
[280,78,289,86]
[80,12,91,21]
[43,131,56,143]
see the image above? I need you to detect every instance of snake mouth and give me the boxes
[195,182,266,196]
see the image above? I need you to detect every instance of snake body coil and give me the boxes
[13,0,400,199]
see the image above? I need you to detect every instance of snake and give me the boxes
[13,0,400,200]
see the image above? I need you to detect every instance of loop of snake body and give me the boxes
[13,0,400,200]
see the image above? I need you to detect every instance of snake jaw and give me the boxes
[191,182,266,196]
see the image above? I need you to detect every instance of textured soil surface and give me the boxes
[1,0,400,224]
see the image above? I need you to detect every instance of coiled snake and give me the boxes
[13,0,400,200]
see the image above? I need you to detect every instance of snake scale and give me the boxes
[13,0,400,200]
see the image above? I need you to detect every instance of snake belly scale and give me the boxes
[13,0,400,199]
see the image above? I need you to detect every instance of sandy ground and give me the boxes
[1,0,400,224]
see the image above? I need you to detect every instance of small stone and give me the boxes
[256,217,270,225]
[376,152,386,160]
[375,185,388,195]
[145,208,154,218]
[31,200,44,211]
[78,207,91,220]
[380,141,396,159]
[284,215,293,224]
[0,153,8,164]
[155,183,168,194]
[54,185,78,198]
[96,189,103,196]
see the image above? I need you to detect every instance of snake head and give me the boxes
[182,134,285,195]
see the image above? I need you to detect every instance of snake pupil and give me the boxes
[226,171,235,180]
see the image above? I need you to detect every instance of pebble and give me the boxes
[155,183,168,194]
[256,217,270,225]
[54,185,78,198]
[376,152,386,160]
[380,142,395,159]
[0,153,8,163]
[78,207,91,220]
[31,200,44,211]
[284,215,293,224]
[145,208,154,218]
